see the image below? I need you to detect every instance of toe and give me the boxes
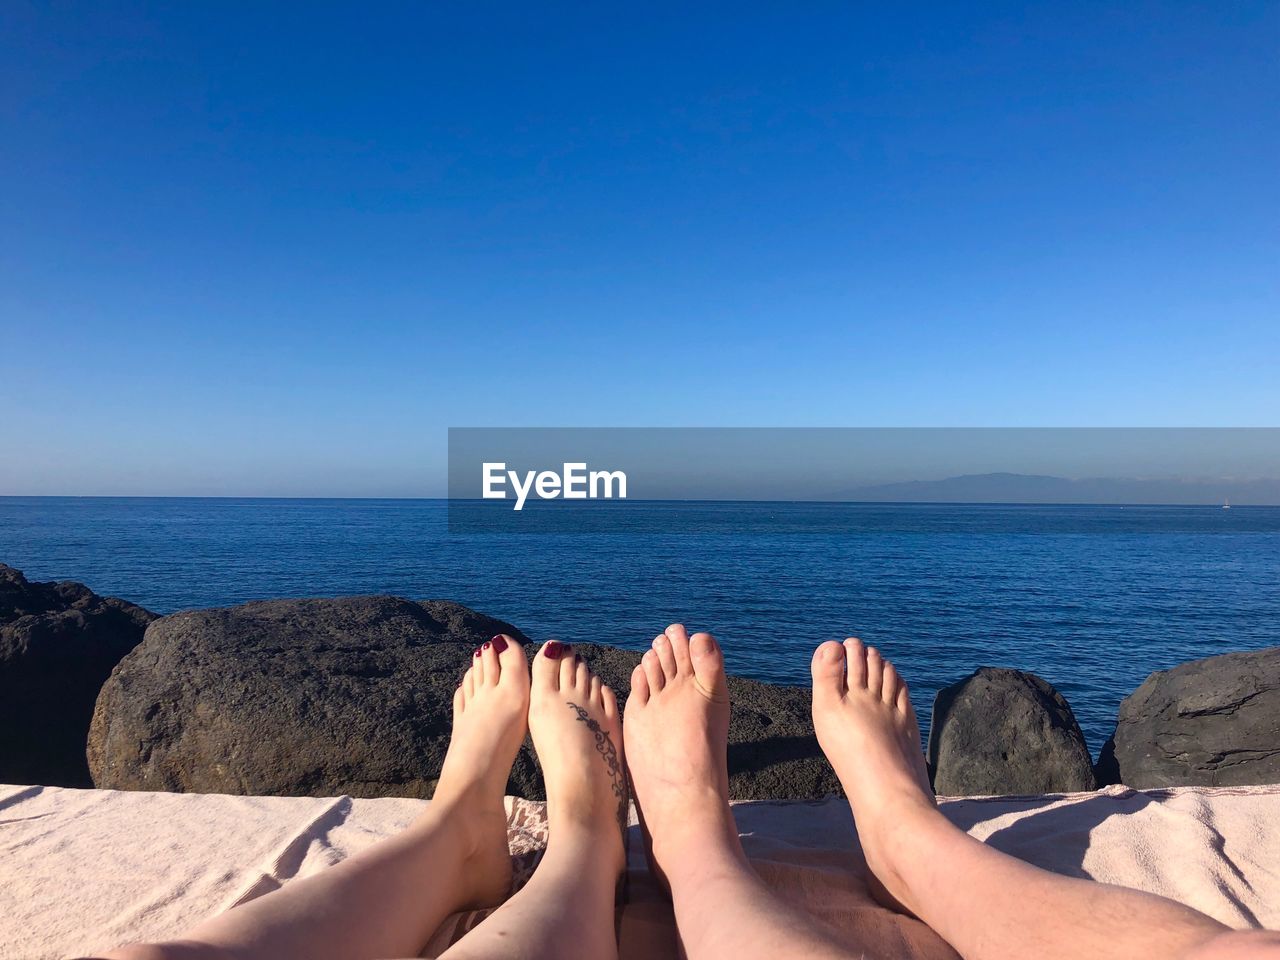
[665,623,694,675]
[534,640,564,689]
[453,681,464,716]
[463,663,477,698]
[844,637,868,690]
[590,674,603,706]
[882,661,901,705]
[653,632,678,682]
[602,684,619,720]
[559,646,579,689]
[575,658,591,694]
[811,640,847,703]
[689,631,727,701]
[866,646,885,698]
[493,634,528,686]
[629,663,650,705]
[471,644,485,684]
[480,639,500,685]
[641,648,666,692]
[896,683,912,715]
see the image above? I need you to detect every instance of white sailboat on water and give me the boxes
[1223,497,1231,510]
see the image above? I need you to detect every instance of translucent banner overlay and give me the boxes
[447,428,1280,534]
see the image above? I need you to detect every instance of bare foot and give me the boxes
[624,624,741,889]
[429,634,530,907]
[528,640,627,877]
[810,637,940,917]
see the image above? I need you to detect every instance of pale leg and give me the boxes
[810,637,1280,960]
[625,625,861,960]
[442,640,626,960]
[99,634,531,960]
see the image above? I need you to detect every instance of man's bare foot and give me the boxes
[811,637,941,917]
[624,624,741,889]
[429,634,531,908]
[528,640,627,877]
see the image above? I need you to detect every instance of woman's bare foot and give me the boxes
[625,627,861,960]
[438,642,626,960]
[810,637,941,917]
[623,624,740,888]
[529,640,627,877]
[429,634,531,908]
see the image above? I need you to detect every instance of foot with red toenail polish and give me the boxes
[528,639,626,875]
[431,633,532,908]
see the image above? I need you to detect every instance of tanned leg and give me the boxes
[440,640,627,960]
[624,624,861,960]
[811,637,1280,960]
[97,634,530,960]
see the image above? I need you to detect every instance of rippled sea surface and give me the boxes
[3,497,1277,755]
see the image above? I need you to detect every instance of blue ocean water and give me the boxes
[2,497,1277,756]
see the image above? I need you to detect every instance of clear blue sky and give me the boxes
[2,2,1276,496]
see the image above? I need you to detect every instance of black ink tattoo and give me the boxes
[566,701,628,835]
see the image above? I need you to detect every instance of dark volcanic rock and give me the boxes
[1096,647,1280,789]
[88,596,536,798]
[0,564,156,787]
[927,667,1097,796]
[88,596,840,800]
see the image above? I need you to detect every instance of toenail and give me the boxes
[545,640,562,659]
[483,641,491,650]
[491,635,507,652]
[474,648,482,658]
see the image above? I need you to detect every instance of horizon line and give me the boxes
[1,495,1275,508]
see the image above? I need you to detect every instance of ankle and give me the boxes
[856,799,952,900]
[887,792,948,836]
[544,826,626,879]
[653,816,746,886]
[662,839,753,900]
[547,793,625,834]
[414,797,501,858]
[646,784,736,845]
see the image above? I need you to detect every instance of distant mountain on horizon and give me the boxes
[841,472,1280,506]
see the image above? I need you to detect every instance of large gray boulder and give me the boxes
[88,596,839,800]
[1096,647,1280,788]
[0,563,156,787]
[927,667,1097,796]
[89,596,535,797]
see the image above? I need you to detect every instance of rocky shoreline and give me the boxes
[3,563,1278,799]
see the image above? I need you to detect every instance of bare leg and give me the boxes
[810,637,1280,960]
[441,640,626,960]
[99,634,530,960]
[624,624,860,960]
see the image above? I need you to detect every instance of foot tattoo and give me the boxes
[567,700,628,835]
